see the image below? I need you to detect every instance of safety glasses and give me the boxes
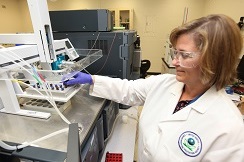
[169,48,201,68]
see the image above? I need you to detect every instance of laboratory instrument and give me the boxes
[0,2,120,162]
[49,9,141,80]
[0,0,102,119]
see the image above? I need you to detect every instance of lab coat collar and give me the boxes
[189,85,218,114]
[162,105,192,121]
[162,84,218,122]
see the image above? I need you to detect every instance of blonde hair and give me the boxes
[170,14,243,90]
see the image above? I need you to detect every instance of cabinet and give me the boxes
[110,9,134,30]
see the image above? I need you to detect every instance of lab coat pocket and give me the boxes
[139,140,153,162]
[140,132,159,162]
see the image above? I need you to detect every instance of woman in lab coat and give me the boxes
[63,14,244,162]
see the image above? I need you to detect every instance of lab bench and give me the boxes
[0,85,118,162]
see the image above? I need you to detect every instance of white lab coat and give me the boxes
[90,74,244,162]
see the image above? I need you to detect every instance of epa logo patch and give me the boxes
[178,131,202,157]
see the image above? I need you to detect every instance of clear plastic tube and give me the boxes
[0,140,17,150]
[0,128,69,150]
[0,45,32,68]
[0,51,34,77]
[17,80,71,124]
[16,128,69,150]
[0,48,71,124]
[0,44,89,152]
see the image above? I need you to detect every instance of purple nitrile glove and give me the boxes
[62,71,93,86]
